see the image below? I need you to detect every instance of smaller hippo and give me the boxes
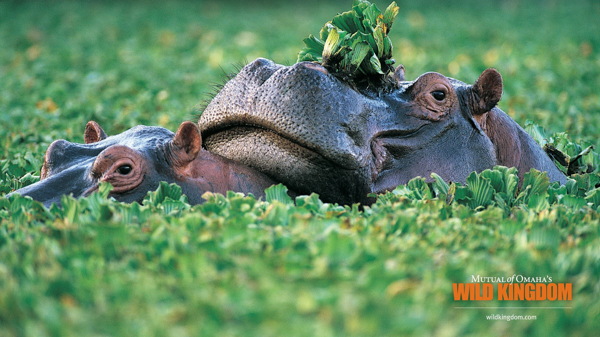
[7,121,277,207]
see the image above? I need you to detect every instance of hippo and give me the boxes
[199,58,567,204]
[7,58,566,206]
[7,121,277,207]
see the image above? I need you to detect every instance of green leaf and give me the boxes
[322,28,341,60]
[331,10,360,33]
[352,0,369,15]
[383,1,400,29]
[61,195,80,224]
[261,202,290,226]
[120,202,146,224]
[295,193,325,213]
[517,169,550,207]
[367,54,384,74]
[529,226,560,250]
[452,184,471,204]
[373,25,384,56]
[560,194,587,208]
[319,24,332,41]
[298,35,325,62]
[480,166,518,207]
[349,41,371,68]
[465,172,494,209]
[383,36,393,58]
[406,177,433,200]
[297,50,320,62]
[265,184,293,205]
[525,121,549,147]
[527,193,550,211]
[362,3,380,24]
[303,35,324,51]
[361,31,378,52]
[584,187,600,208]
[430,173,450,198]
[143,182,187,206]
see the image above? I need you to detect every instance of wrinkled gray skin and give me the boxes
[200,58,566,204]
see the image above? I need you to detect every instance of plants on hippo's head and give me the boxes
[297,0,399,87]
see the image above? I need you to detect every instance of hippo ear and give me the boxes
[470,68,503,115]
[393,64,406,82]
[168,121,202,167]
[84,121,108,144]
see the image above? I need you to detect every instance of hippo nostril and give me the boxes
[42,139,71,178]
[248,57,275,69]
[47,139,69,152]
[243,58,281,86]
[41,139,98,180]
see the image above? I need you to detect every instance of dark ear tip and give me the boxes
[85,120,101,133]
[475,68,502,92]
[483,67,501,76]
[471,68,504,115]
[84,120,107,144]
[476,68,503,96]
[481,68,503,85]
[177,121,200,135]
[173,121,202,155]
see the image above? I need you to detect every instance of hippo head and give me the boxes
[9,121,203,207]
[199,58,504,204]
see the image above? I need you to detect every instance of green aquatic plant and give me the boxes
[298,0,399,86]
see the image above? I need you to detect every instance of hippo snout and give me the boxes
[42,139,103,179]
[8,138,102,206]
[9,164,94,207]
[240,58,283,86]
[201,57,371,169]
[200,58,379,204]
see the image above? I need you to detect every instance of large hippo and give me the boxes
[199,58,566,204]
[7,121,277,207]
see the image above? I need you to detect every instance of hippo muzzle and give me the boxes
[200,58,394,204]
[7,162,94,207]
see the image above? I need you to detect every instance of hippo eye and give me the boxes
[116,164,132,175]
[431,90,446,101]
